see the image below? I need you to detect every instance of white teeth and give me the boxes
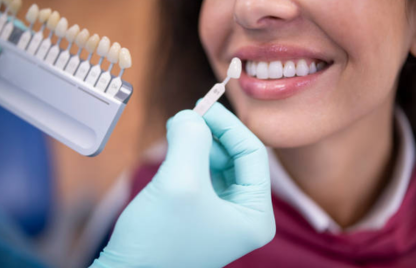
[85,34,100,53]
[283,61,296,78]
[66,24,80,43]
[47,11,60,30]
[55,18,68,38]
[107,42,121,64]
[75,29,90,48]
[97,36,110,57]
[296,59,309,77]
[26,4,39,24]
[246,59,328,79]
[119,48,132,69]
[38,8,52,24]
[8,0,22,15]
[309,62,317,74]
[256,62,269,79]
[269,61,283,79]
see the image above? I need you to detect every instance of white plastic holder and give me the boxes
[17,30,32,50]
[27,30,43,55]
[0,14,7,33]
[55,50,70,69]
[0,22,14,40]
[36,37,51,60]
[0,37,133,156]
[85,64,102,86]
[44,44,60,65]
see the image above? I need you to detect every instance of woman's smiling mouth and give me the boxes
[234,44,333,100]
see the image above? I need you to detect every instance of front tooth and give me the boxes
[283,61,296,78]
[85,34,100,53]
[245,62,251,76]
[296,59,309,77]
[317,62,327,71]
[309,62,317,74]
[47,11,60,31]
[269,61,283,79]
[256,62,269,79]
[250,62,257,77]
[26,4,39,24]
[55,18,68,38]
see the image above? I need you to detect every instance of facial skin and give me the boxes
[200,0,416,148]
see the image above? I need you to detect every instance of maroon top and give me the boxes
[129,162,416,267]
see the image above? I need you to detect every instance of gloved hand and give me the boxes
[90,103,276,268]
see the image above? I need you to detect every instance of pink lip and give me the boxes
[233,45,332,100]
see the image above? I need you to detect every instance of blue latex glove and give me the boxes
[91,103,276,268]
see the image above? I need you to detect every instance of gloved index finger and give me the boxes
[203,102,270,186]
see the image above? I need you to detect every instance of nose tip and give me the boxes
[234,0,300,30]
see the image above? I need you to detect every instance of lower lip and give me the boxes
[238,67,327,100]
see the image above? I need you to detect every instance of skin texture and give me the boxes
[199,0,416,227]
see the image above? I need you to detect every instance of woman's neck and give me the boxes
[275,100,398,228]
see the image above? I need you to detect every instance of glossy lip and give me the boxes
[233,44,333,100]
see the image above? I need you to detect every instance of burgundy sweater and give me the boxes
[129,163,416,268]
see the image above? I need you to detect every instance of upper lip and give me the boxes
[233,44,332,63]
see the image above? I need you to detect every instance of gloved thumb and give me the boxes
[155,110,213,189]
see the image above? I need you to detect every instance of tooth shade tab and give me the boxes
[227,57,242,79]
[97,36,110,57]
[3,0,12,5]
[119,48,132,69]
[26,4,39,24]
[66,24,80,43]
[47,11,60,30]
[85,34,100,53]
[107,42,121,64]
[55,18,68,38]
[8,0,21,15]
[75,29,90,48]
[39,8,52,23]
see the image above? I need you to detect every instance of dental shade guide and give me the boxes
[27,8,51,55]
[55,24,79,69]
[17,4,39,50]
[0,0,22,40]
[65,28,89,75]
[0,4,134,156]
[96,42,120,92]
[36,10,59,60]
[194,58,242,116]
[75,33,99,80]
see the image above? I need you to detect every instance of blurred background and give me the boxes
[0,0,166,267]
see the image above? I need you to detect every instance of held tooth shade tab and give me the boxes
[8,0,21,15]
[85,34,99,54]
[46,11,60,31]
[96,36,110,57]
[75,28,90,48]
[119,48,132,70]
[26,8,52,55]
[193,57,242,116]
[107,42,121,64]
[36,11,61,60]
[65,24,80,43]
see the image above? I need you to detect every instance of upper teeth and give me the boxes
[246,60,327,79]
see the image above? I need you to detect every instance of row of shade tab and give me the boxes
[0,0,133,98]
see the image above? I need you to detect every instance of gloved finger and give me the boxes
[203,103,269,186]
[210,138,232,171]
[157,110,213,188]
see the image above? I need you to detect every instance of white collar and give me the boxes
[268,108,415,233]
